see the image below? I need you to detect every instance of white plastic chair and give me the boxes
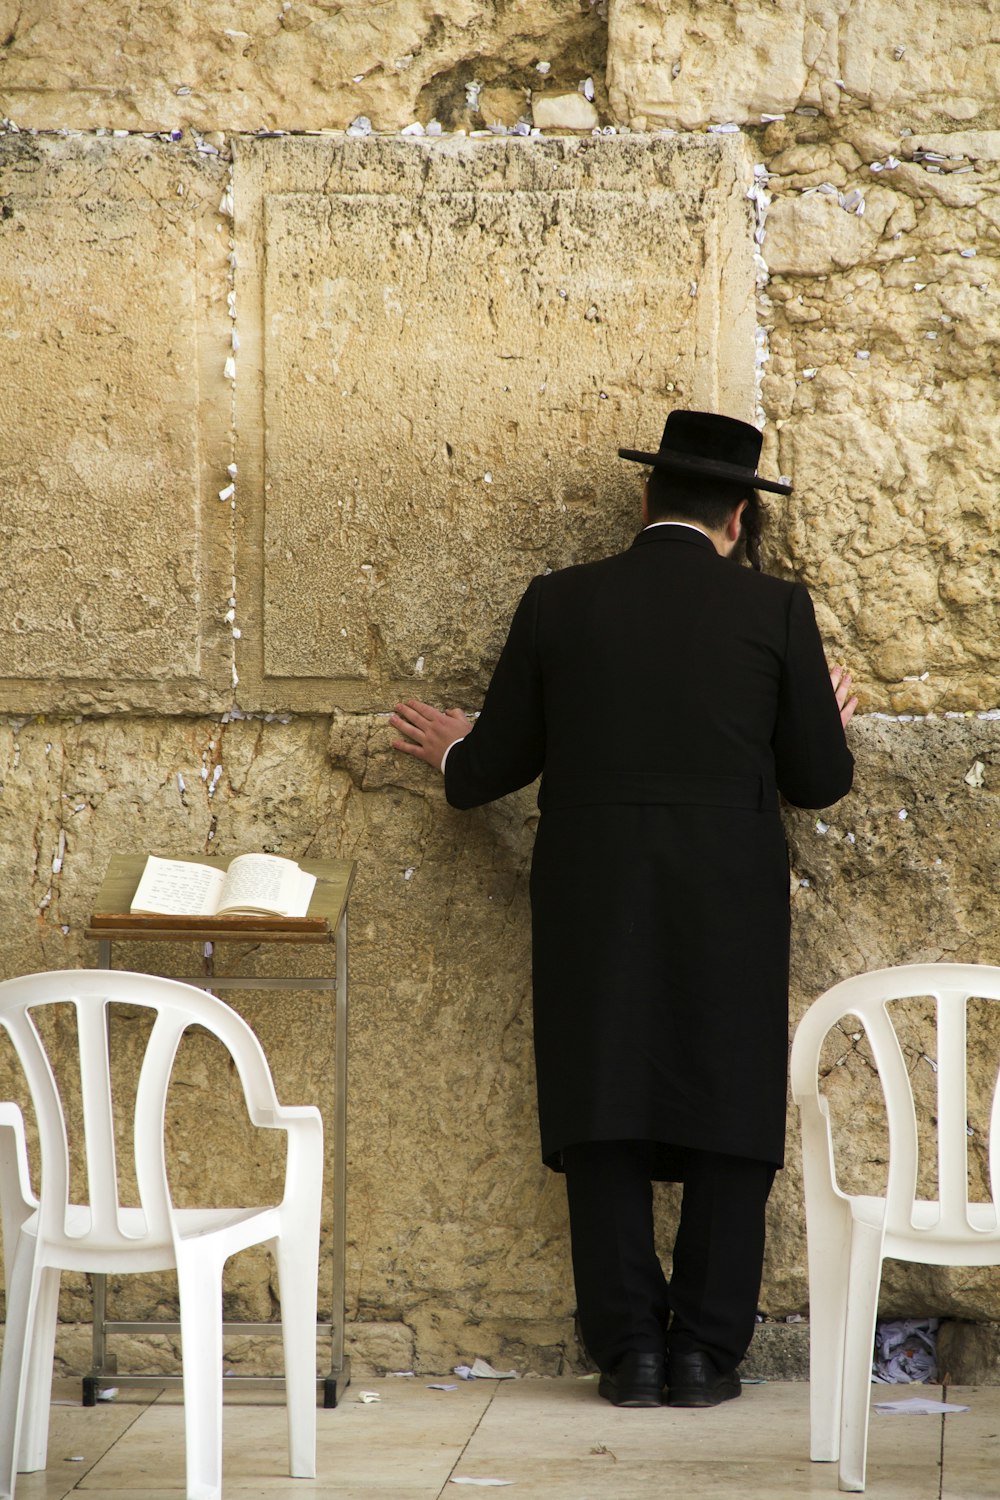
[791,962,1000,1492]
[0,969,324,1500]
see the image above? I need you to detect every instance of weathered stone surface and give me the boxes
[531,92,599,131]
[908,132,1000,164]
[741,1322,809,1380]
[234,134,757,710]
[759,133,1000,715]
[608,0,1000,131]
[937,1320,1000,1384]
[0,135,233,713]
[0,1,606,135]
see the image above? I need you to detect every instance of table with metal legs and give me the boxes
[83,855,355,1408]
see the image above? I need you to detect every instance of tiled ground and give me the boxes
[12,1376,996,1499]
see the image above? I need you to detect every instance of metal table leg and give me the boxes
[84,940,114,1404]
[324,905,351,1408]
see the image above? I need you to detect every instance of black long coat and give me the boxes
[444,525,854,1174]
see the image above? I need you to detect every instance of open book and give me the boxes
[130,854,317,919]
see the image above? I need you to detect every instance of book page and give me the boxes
[295,866,317,916]
[130,856,226,916]
[218,853,314,917]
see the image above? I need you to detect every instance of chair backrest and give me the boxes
[791,963,1000,1242]
[0,969,285,1253]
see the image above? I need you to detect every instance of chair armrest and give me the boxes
[798,1093,852,1209]
[248,1104,324,1210]
[0,1102,36,1289]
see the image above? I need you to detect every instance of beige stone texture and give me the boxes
[608,0,1000,132]
[0,1,607,135]
[759,126,1000,715]
[530,92,600,131]
[0,134,234,713]
[233,134,757,710]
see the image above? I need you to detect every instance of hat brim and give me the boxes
[618,446,792,496]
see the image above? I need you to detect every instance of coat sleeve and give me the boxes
[772,583,854,809]
[444,576,545,810]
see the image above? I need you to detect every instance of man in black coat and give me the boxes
[392,410,856,1410]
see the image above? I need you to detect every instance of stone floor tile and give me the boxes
[462,1380,942,1498]
[15,1393,155,1500]
[78,1379,488,1492]
[938,1383,1000,1499]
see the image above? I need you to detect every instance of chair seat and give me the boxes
[20,1204,283,1273]
[850,1195,1000,1264]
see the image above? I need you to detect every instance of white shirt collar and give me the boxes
[642,521,712,539]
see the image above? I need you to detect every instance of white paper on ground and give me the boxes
[874,1397,969,1415]
[470,1357,519,1379]
[428,1383,458,1391]
[450,1480,514,1487]
[357,1391,381,1403]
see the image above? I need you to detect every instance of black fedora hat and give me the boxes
[618,409,791,496]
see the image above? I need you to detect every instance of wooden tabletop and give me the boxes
[85,855,356,944]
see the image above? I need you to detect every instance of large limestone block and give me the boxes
[0,1,605,134]
[759,132,1000,714]
[608,0,1000,131]
[763,190,882,276]
[233,134,758,711]
[608,0,810,130]
[0,135,233,713]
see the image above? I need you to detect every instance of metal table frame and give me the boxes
[82,866,352,1409]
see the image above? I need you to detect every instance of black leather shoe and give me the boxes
[597,1351,665,1408]
[666,1350,741,1407]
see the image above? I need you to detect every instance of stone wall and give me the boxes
[1,0,999,1377]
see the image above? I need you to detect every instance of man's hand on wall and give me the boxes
[391,699,473,771]
[830,665,858,729]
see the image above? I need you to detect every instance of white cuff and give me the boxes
[440,736,467,774]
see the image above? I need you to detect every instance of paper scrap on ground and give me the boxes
[428,1383,458,1391]
[357,1391,381,1403]
[454,1358,519,1380]
[450,1480,513,1487]
[874,1397,969,1415]
[873,1317,938,1384]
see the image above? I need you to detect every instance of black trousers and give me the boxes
[563,1139,776,1374]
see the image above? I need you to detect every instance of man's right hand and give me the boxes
[391,699,472,771]
[830,665,858,729]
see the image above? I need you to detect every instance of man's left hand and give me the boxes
[391,699,473,771]
[830,665,858,729]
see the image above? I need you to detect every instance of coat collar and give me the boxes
[630,522,718,556]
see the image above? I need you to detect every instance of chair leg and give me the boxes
[273,1233,318,1479]
[806,1200,853,1462]
[16,1266,60,1473]
[838,1220,885,1493]
[0,1239,43,1498]
[176,1250,225,1500]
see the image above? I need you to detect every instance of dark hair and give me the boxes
[645,468,764,571]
